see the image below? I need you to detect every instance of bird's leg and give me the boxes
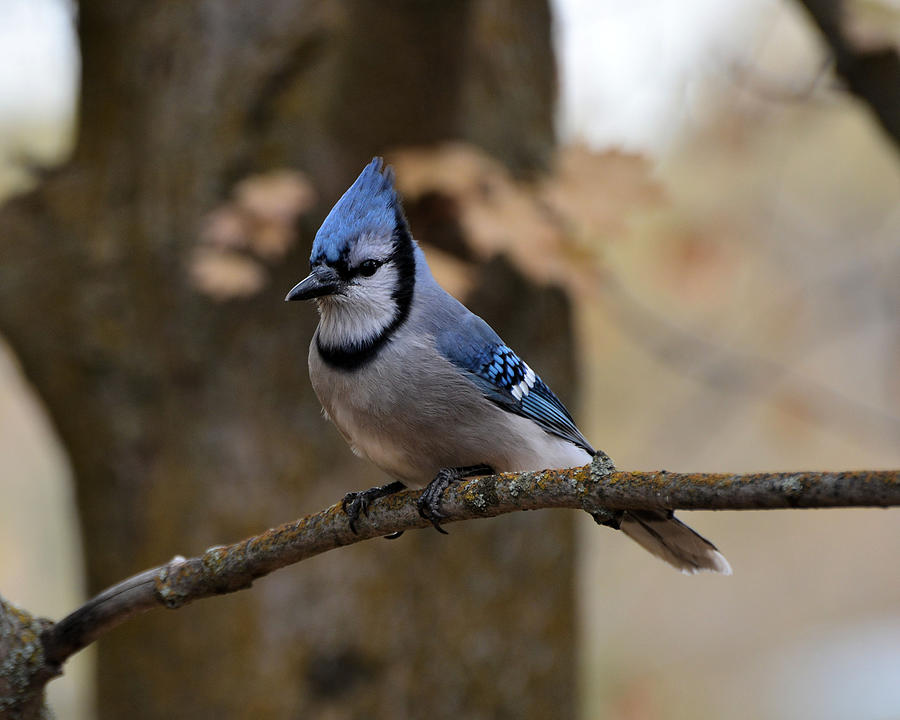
[342,480,406,534]
[418,464,494,534]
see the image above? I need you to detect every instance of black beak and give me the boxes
[285,270,339,301]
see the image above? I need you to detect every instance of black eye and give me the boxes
[358,259,381,277]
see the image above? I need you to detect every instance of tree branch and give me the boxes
[3,458,898,717]
[40,457,900,663]
[0,597,56,720]
[797,0,900,150]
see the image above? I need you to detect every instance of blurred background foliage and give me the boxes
[0,0,898,719]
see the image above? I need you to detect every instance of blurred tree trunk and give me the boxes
[0,1,576,718]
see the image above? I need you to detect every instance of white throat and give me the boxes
[316,263,401,350]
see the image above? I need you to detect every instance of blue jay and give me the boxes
[286,158,730,574]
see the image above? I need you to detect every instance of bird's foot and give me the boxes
[341,480,406,534]
[417,464,494,534]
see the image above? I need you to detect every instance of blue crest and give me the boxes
[311,158,399,264]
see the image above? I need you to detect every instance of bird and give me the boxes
[286,158,731,574]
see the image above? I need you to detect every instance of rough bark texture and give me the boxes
[37,464,900,675]
[0,597,53,720]
[3,466,900,719]
[0,2,572,719]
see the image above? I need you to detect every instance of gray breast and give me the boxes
[308,331,591,486]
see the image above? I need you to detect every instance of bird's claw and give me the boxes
[341,481,406,534]
[417,465,493,534]
[341,492,369,534]
[417,472,453,534]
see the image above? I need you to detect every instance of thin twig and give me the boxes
[797,0,900,150]
[38,457,900,669]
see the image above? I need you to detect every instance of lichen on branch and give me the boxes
[2,457,899,719]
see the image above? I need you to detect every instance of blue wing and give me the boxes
[436,314,595,454]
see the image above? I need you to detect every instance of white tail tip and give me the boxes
[620,510,732,575]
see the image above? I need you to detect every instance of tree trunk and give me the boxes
[0,2,574,718]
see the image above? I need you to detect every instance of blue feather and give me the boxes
[436,315,595,454]
[310,157,398,265]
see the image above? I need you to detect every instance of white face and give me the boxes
[315,232,403,350]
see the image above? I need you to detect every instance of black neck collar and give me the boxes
[316,208,416,371]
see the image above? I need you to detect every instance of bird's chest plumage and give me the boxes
[307,323,592,486]
[308,332,457,483]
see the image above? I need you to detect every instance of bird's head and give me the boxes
[286,158,417,352]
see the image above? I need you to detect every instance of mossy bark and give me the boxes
[0,2,575,718]
[0,596,53,720]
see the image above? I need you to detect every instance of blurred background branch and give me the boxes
[797,0,900,149]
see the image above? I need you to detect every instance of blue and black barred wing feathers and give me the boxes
[437,316,595,454]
